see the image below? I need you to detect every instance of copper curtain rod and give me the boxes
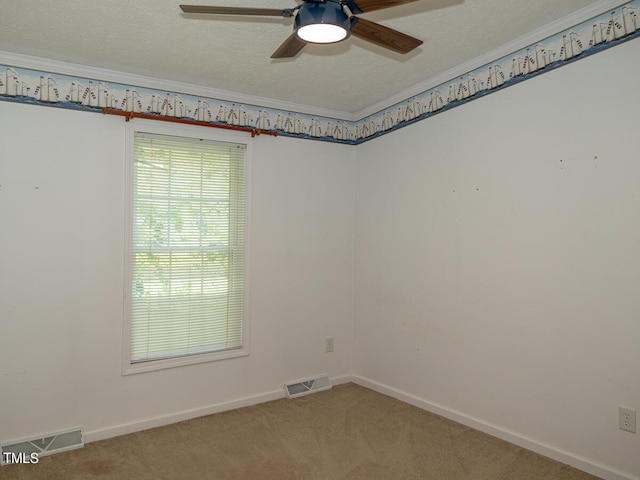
[101,108,278,138]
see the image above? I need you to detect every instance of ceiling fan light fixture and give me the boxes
[294,1,351,44]
[297,23,348,43]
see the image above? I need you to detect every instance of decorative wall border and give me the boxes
[355,0,640,142]
[1,0,638,145]
[0,63,357,144]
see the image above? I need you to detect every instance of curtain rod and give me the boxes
[101,108,278,138]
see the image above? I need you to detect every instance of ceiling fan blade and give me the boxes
[350,17,422,54]
[271,34,307,59]
[180,5,294,17]
[345,0,420,14]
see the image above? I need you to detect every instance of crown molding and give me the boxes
[355,0,630,119]
[0,50,355,121]
[1,0,636,145]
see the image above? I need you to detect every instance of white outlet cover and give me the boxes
[619,406,636,434]
[325,337,334,353]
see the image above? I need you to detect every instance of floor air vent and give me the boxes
[1,428,83,465]
[285,375,332,399]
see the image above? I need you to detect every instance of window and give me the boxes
[124,122,250,374]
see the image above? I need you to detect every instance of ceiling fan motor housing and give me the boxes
[294,0,352,43]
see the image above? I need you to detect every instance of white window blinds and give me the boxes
[130,132,246,364]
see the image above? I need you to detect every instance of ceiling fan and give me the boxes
[180,0,424,59]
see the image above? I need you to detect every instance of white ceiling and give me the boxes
[0,1,606,114]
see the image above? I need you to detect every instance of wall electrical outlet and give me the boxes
[619,406,636,433]
[325,337,334,353]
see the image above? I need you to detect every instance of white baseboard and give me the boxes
[84,373,354,444]
[352,375,639,480]
[329,373,353,386]
[83,389,284,444]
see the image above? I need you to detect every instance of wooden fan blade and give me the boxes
[271,34,307,59]
[346,0,420,14]
[350,16,422,54]
[180,5,294,17]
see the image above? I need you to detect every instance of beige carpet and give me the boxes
[2,383,600,479]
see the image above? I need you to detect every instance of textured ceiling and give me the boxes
[0,0,603,113]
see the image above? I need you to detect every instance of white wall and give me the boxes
[0,102,354,442]
[354,39,640,479]
[1,37,639,480]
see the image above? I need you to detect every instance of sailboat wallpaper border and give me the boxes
[356,0,640,141]
[1,0,638,145]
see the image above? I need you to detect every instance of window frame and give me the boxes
[122,119,252,375]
